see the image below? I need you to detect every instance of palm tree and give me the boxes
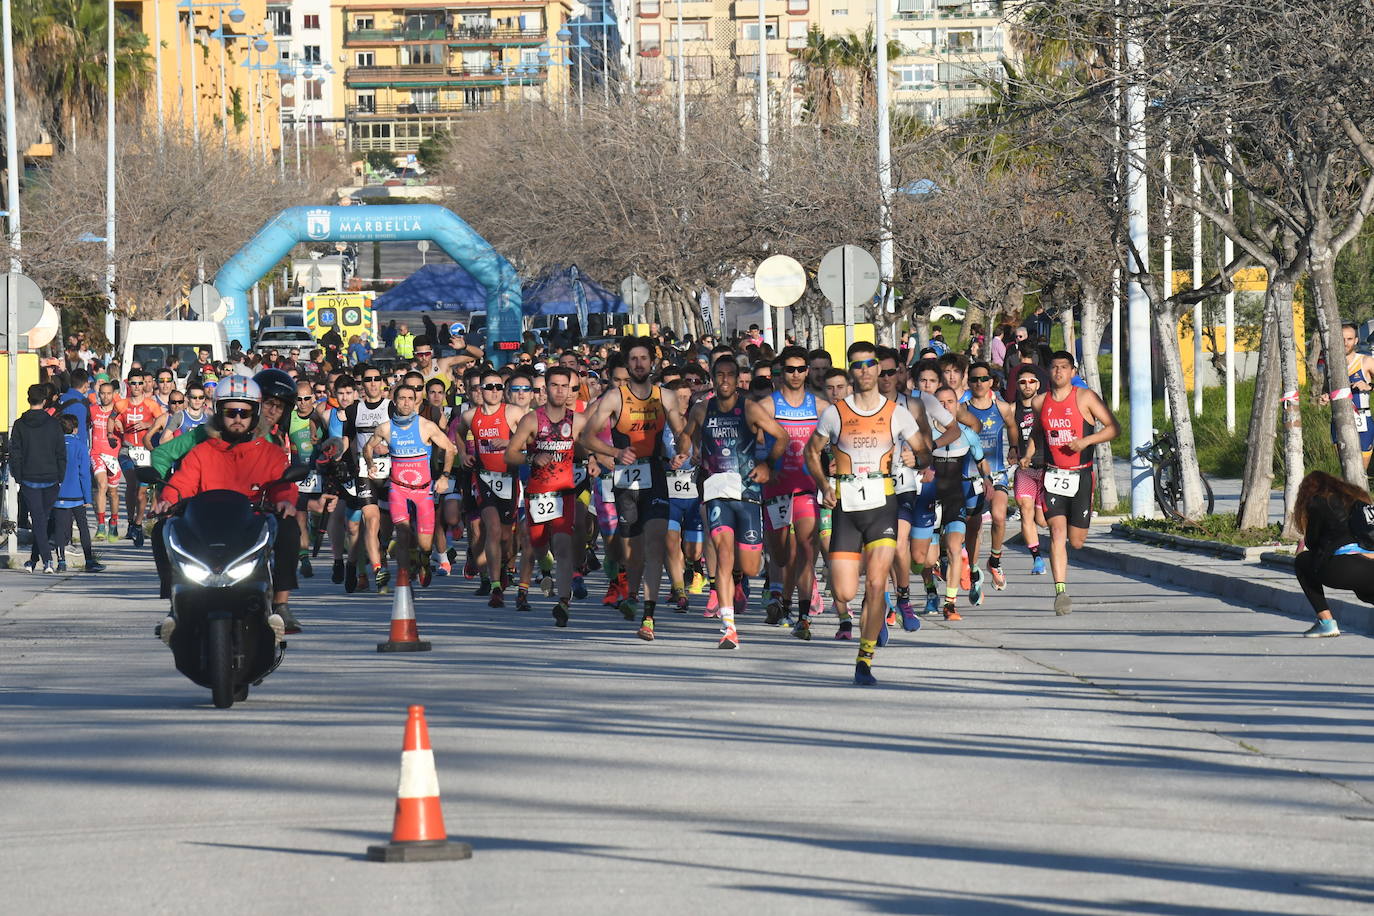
[12,0,153,149]
[834,25,903,114]
[796,26,844,128]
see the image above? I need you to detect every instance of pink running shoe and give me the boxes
[704,587,719,618]
[810,578,823,616]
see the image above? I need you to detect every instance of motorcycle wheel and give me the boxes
[208,617,235,709]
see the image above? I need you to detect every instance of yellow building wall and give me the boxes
[124,0,281,154]
[1175,266,1305,390]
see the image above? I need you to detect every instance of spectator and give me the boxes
[348,334,371,366]
[12,383,68,573]
[394,323,416,359]
[990,323,1015,368]
[187,347,215,387]
[1024,304,1053,342]
[422,313,438,343]
[51,413,103,572]
[58,368,94,444]
[381,319,398,348]
[1293,470,1374,638]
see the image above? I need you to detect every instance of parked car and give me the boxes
[930,303,967,323]
[255,326,318,353]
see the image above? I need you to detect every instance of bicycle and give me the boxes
[1135,429,1215,521]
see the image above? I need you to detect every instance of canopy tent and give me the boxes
[373,263,490,312]
[521,267,628,318]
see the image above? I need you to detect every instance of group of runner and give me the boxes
[86,328,1119,686]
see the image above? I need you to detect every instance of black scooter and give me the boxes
[140,465,308,708]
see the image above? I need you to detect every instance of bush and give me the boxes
[364,150,394,173]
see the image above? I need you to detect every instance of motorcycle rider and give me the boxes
[152,376,302,644]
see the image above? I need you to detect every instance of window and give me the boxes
[355,51,375,67]
[787,0,808,11]
[354,15,374,30]
[640,0,660,14]
[742,20,778,40]
[268,8,290,36]
[639,22,660,52]
[896,0,927,11]
[670,20,708,41]
[521,47,540,66]
[355,91,375,112]
[280,48,290,61]
[303,45,322,64]
[304,79,323,100]
[894,63,935,88]
[463,87,494,108]
[412,89,438,111]
[302,13,320,29]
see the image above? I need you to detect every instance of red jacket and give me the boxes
[165,434,297,506]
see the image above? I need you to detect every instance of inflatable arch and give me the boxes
[214,204,521,363]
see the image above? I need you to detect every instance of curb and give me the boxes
[1076,539,1373,635]
[1109,523,1283,561]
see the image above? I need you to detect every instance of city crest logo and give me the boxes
[307,209,331,240]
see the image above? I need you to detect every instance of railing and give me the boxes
[345,26,448,42]
[894,2,1004,18]
[345,64,546,83]
[449,27,546,43]
[346,101,497,116]
[344,26,547,44]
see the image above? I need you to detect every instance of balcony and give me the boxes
[344,26,547,47]
[736,53,784,78]
[345,25,448,44]
[449,26,546,46]
[728,0,790,17]
[345,64,547,86]
[346,101,498,117]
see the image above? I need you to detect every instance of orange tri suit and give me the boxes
[608,383,669,537]
[814,395,919,560]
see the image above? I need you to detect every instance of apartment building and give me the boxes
[329,0,574,153]
[818,0,1008,120]
[266,1,341,147]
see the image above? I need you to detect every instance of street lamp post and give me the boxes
[3,0,20,558]
[757,0,768,178]
[179,2,246,150]
[105,0,116,347]
[875,0,895,342]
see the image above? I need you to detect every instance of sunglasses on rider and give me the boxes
[221,407,254,419]
[848,358,879,370]
[782,365,808,374]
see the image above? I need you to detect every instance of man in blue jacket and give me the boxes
[51,413,104,572]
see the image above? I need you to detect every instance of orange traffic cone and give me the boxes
[367,705,472,863]
[377,565,431,652]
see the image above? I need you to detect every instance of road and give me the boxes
[3,541,1372,914]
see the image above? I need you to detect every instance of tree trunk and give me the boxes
[1078,285,1119,512]
[913,309,931,352]
[959,302,985,347]
[1270,276,1304,538]
[1155,302,1208,519]
[1309,249,1367,485]
[1237,298,1281,529]
[1061,306,1076,361]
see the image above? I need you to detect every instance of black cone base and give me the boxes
[367,839,473,862]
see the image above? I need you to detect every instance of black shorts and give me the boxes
[613,478,669,538]
[830,494,898,559]
[475,473,520,525]
[355,477,389,510]
[1043,467,1094,530]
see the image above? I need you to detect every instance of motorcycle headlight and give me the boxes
[167,528,213,584]
[222,525,273,584]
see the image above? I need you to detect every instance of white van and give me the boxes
[122,320,230,384]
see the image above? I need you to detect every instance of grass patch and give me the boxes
[1119,512,1289,547]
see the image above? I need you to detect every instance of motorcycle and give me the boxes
[140,464,309,709]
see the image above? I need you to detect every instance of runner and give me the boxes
[90,381,121,542]
[678,354,788,648]
[1011,365,1050,576]
[907,360,946,617]
[323,374,360,587]
[877,346,921,630]
[109,368,164,547]
[287,379,329,578]
[451,369,527,607]
[662,376,704,613]
[963,360,1019,601]
[341,364,394,593]
[763,346,830,639]
[939,352,971,402]
[1036,350,1120,615]
[928,385,993,621]
[820,366,852,629]
[579,337,689,634]
[806,341,936,685]
[363,384,456,586]
[504,366,586,626]
[1323,322,1374,467]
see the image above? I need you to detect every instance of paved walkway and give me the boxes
[3,538,1372,915]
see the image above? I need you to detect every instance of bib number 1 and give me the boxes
[838,477,884,512]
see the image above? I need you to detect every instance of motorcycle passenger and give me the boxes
[152,376,302,645]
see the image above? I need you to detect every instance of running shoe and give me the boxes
[489,587,505,609]
[673,588,689,613]
[602,576,623,606]
[418,562,433,589]
[266,613,286,644]
[476,576,493,597]
[436,559,452,577]
[900,603,922,632]
[344,560,358,593]
[572,574,588,600]
[637,617,655,641]
[764,596,785,626]
[84,558,106,573]
[989,565,1006,590]
[94,523,107,540]
[583,549,602,572]
[886,610,898,626]
[792,617,812,641]
[877,614,890,648]
[515,592,532,613]
[374,566,390,593]
[123,525,136,541]
[448,546,459,567]
[617,598,640,622]
[1031,555,1047,576]
[1303,619,1340,638]
[959,551,971,591]
[275,603,303,635]
[923,593,941,616]
[944,603,962,621]
[332,559,345,584]
[834,619,853,640]
[734,582,747,615]
[1054,591,1072,616]
[299,555,313,579]
[463,555,477,579]
[853,659,877,686]
[704,587,719,618]
[540,574,556,597]
[56,558,67,573]
[552,601,570,628]
[106,526,121,542]
[132,526,145,548]
[158,615,176,645]
[810,578,823,615]
[969,566,984,607]
[355,570,370,593]
[688,571,706,595]
[718,626,739,650]
[42,563,55,574]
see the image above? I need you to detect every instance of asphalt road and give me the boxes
[3,539,1372,915]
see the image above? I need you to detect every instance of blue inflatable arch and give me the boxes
[214,204,522,363]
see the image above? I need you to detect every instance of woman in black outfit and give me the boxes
[1292,470,1374,637]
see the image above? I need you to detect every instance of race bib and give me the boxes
[893,463,918,494]
[480,469,513,501]
[1356,411,1369,433]
[703,471,744,503]
[613,460,651,491]
[598,475,614,502]
[766,494,792,528]
[528,491,562,523]
[970,476,985,495]
[298,470,322,494]
[126,446,151,468]
[838,476,884,512]
[667,468,698,500]
[99,453,120,476]
[573,465,588,486]
[369,455,391,479]
[1044,468,1080,497]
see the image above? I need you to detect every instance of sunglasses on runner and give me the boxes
[362,375,384,382]
[189,394,206,400]
[482,383,505,391]
[879,368,898,378]
[169,398,185,406]
[848,358,879,370]
[414,350,433,358]
[508,385,532,393]
[782,365,808,374]
[297,395,314,402]
[970,375,993,383]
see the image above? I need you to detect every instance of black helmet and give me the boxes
[252,368,297,405]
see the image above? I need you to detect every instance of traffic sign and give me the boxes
[305,264,323,293]
[818,245,879,350]
[620,275,651,312]
[0,273,46,349]
[753,255,806,308]
[189,283,222,321]
[27,301,60,349]
[416,240,430,253]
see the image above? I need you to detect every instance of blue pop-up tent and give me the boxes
[521,266,627,318]
[373,263,490,312]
